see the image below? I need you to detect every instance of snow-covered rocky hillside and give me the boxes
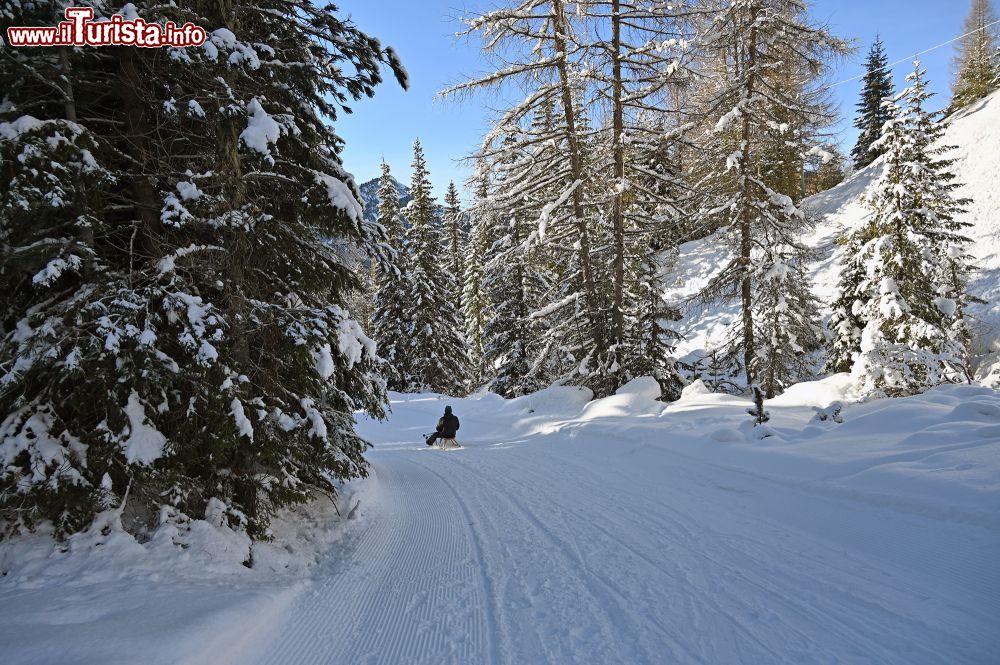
[665,89,1000,386]
[358,175,412,222]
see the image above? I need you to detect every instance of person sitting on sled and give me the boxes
[425,405,460,448]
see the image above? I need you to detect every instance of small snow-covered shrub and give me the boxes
[810,402,845,424]
[747,385,771,426]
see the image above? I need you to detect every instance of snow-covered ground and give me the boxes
[666,89,1000,385]
[3,378,998,664]
[0,480,364,665]
[3,80,998,665]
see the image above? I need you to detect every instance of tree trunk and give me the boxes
[738,16,759,388]
[118,48,161,264]
[59,48,77,123]
[51,5,77,122]
[551,0,605,365]
[610,0,626,363]
[214,0,257,527]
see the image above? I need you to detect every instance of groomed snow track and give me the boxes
[241,403,999,665]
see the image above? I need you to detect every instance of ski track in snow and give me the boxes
[5,384,997,664]
[0,384,1000,665]
[241,416,999,665]
[246,455,496,665]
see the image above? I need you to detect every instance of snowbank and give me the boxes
[363,380,1000,523]
[579,376,665,420]
[0,480,371,665]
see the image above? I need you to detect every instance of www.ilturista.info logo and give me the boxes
[6,7,207,48]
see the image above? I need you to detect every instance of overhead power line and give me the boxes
[823,17,1000,90]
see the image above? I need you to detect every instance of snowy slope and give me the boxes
[2,379,997,663]
[242,384,1000,664]
[665,89,1000,384]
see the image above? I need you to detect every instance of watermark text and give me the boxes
[6,7,207,48]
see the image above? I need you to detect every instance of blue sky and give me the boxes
[337,0,973,200]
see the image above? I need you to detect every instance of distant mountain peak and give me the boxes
[357,176,412,222]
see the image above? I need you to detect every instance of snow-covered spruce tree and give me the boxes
[346,261,378,342]
[950,0,1000,111]
[0,5,118,534]
[0,2,405,538]
[829,63,974,397]
[444,0,611,394]
[461,178,492,388]
[852,37,895,170]
[443,181,466,307]
[749,246,824,397]
[747,385,770,425]
[826,232,867,375]
[477,133,549,398]
[399,139,470,394]
[481,218,541,397]
[371,160,412,391]
[622,238,685,400]
[908,66,977,369]
[693,0,848,392]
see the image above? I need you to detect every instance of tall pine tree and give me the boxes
[462,178,492,389]
[749,246,825,397]
[445,0,609,394]
[0,2,406,537]
[479,134,547,398]
[693,0,849,392]
[574,0,694,392]
[951,0,1000,111]
[443,181,466,306]
[829,63,974,397]
[399,139,470,394]
[852,37,895,170]
[371,161,412,391]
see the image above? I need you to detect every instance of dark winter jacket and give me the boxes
[436,409,460,438]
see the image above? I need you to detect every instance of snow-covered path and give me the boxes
[3,383,997,665]
[246,453,499,665]
[244,386,1000,665]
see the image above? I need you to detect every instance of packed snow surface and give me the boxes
[2,380,998,664]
